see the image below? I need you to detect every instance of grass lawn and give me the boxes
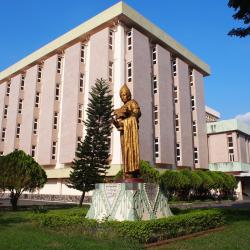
[0,208,141,250]
[154,209,250,250]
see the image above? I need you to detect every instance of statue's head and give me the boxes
[120,84,131,104]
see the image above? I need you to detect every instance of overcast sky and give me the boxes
[0,0,249,123]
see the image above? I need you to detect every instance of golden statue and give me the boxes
[112,84,141,178]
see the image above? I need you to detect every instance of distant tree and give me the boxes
[0,150,47,210]
[228,0,250,37]
[67,79,113,206]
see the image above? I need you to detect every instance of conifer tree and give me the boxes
[67,78,113,206]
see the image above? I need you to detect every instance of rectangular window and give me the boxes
[53,112,58,129]
[3,105,8,118]
[6,81,11,96]
[77,136,82,149]
[176,143,181,162]
[174,86,178,103]
[227,134,234,161]
[154,106,158,125]
[16,123,21,138]
[37,66,42,82]
[193,121,197,136]
[227,134,233,148]
[79,73,84,92]
[35,92,40,108]
[127,62,132,82]
[175,114,179,131]
[33,118,38,134]
[191,96,195,110]
[152,47,157,64]
[31,145,36,157]
[229,148,234,161]
[153,75,157,94]
[194,147,198,164]
[127,30,132,50]
[78,104,83,124]
[55,83,60,101]
[155,137,159,158]
[18,99,23,114]
[109,62,113,83]
[189,68,194,86]
[57,56,62,74]
[0,151,3,156]
[51,141,57,160]
[1,128,6,142]
[20,74,25,90]
[108,29,114,50]
[80,43,85,63]
[172,57,177,76]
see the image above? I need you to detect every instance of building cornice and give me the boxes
[0,1,210,84]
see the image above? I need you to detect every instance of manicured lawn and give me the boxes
[0,208,141,250]
[154,209,250,250]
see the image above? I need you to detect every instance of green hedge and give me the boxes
[32,209,224,243]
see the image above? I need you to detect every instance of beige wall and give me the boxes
[0,82,6,149]
[175,58,193,167]
[4,75,20,154]
[59,43,81,164]
[156,45,175,166]
[193,70,208,168]
[238,134,248,163]
[37,55,57,165]
[19,66,37,154]
[132,28,153,164]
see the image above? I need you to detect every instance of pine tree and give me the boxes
[67,78,113,206]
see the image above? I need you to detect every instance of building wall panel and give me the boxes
[0,82,6,140]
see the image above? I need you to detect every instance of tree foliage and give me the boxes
[67,78,113,206]
[0,150,47,210]
[228,0,250,37]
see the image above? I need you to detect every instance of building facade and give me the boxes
[0,2,210,197]
[207,119,250,199]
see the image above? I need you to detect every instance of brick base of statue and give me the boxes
[86,181,172,221]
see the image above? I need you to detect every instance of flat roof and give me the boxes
[0,1,210,84]
[207,119,250,136]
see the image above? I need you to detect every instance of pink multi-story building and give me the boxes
[0,2,210,198]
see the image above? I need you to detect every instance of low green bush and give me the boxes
[32,208,224,243]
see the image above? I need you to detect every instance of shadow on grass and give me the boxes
[0,214,29,227]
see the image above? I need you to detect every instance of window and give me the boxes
[176,143,181,162]
[229,148,234,162]
[51,141,57,160]
[227,134,233,148]
[154,106,158,125]
[153,76,157,94]
[20,74,25,90]
[193,121,197,136]
[53,112,58,129]
[1,128,6,142]
[108,29,114,50]
[189,68,193,86]
[79,73,84,92]
[127,30,132,50]
[77,136,82,149]
[191,96,195,110]
[0,151,3,156]
[57,56,62,74]
[31,145,36,157]
[37,66,42,82]
[194,147,198,164]
[174,86,178,103]
[227,134,234,162]
[175,114,179,131]
[109,62,113,82]
[18,99,23,114]
[155,137,159,158]
[33,118,38,134]
[80,43,85,63]
[78,104,83,123]
[16,123,21,138]
[55,83,60,100]
[3,105,8,118]
[127,62,132,82]
[35,92,40,108]
[152,47,157,64]
[6,81,11,96]
[172,57,177,76]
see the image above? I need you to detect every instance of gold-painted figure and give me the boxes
[112,84,141,178]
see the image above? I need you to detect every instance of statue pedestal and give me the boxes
[86,182,172,221]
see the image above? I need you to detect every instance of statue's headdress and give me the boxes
[119,83,131,97]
